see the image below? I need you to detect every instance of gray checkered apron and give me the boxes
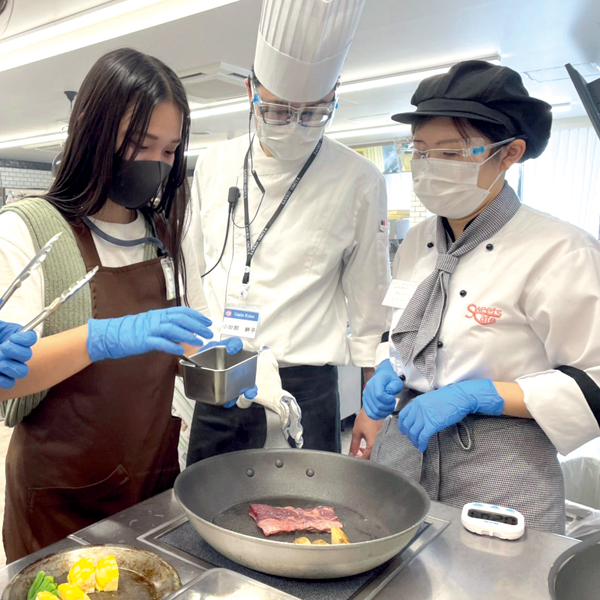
[372,374,565,533]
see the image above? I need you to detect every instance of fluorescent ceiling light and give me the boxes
[339,56,501,94]
[187,55,501,118]
[0,0,241,73]
[186,147,208,157]
[551,103,572,114]
[0,132,68,150]
[190,101,249,120]
[0,0,163,54]
[328,125,410,141]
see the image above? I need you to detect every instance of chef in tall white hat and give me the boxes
[185,0,392,463]
[254,0,366,102]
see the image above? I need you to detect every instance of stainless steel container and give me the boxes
[179,347,258,406]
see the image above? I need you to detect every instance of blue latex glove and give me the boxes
[0,320,22,343]
[398,379,504,453]
[87,307,213,362]
[223,386,258,409]
[200,337,244,355]
[362,359,404,420]
[0,322,37,389]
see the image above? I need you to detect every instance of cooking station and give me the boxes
[0,490,577,599]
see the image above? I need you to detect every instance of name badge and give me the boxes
[221,305,261,339]
[382,279,419,310]
[161,257,176,301]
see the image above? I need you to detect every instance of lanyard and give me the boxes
[241,138,322,296]
[83,214,168,257]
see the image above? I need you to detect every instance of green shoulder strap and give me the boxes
[0,198,91,426]
[0,198,159,426]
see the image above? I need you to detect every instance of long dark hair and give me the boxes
[45,48,191,302]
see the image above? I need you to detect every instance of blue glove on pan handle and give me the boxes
[398,379,504,453]
[362,359,404,420]
[196,338,258,408]
[87,306,213,362]
[0,320,37,389]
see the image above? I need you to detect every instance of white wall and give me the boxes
[0,165,52,191]
[384,172,412,211]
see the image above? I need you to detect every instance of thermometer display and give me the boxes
[461,502,525,540]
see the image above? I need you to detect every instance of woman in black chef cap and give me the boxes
[363,60,600,533]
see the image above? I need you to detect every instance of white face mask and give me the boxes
[412,153,504,219]
[255,120,324,161]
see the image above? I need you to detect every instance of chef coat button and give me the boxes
[400,374,406,381]
[437,341,444,348]
[486,243,494,251]
[460,290,467,297]
[427,242,434,248]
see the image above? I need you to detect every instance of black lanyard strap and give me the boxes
[242,138,322,286]
[83,215,168,257]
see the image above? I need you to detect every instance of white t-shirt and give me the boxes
[0,210,209,337]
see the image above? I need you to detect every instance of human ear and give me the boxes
[500,140,526,169]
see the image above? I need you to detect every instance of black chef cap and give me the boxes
[392,60,552,161]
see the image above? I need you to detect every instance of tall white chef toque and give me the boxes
[254,0,367,102]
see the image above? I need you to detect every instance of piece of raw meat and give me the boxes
[249,504,343,537]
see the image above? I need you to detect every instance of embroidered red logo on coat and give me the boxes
[465,304,503,325]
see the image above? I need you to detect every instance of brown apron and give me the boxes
[3,222,181,562]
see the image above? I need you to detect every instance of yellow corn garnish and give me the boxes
[35,593,58,600]
[331,526,350,544]
[57,583,90,600]
[293,537,311,545]
[67,557,95,593]
[95,555,119,592]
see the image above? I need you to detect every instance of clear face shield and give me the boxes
[251,84,338,128]
[394,136,517,219]
[250,84,338,160]
[395,137,516,173]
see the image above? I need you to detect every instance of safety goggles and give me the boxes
[252,90,337,128]
[395,137,517,168]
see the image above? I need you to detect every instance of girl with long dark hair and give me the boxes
[0,48,234,561]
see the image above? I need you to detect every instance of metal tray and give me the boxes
[179,347,258,406]
[165,568,296,599]
[2,545,181,600]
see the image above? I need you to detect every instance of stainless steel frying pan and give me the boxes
[174,444,430,579]
[549,531,600,600]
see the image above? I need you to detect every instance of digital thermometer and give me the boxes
[461,502,525,540]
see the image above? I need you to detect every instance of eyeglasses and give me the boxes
[395,137,516,167]
[252,92,337,128]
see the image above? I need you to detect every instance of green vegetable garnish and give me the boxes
[27,570,58,600]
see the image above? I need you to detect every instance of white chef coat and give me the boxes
[0,210,208,336]
[375,200,600,455]
[189,134,390,368]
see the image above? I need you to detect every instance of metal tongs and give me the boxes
[20,266,99,332]
[0,232,63,310]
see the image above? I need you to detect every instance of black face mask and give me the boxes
[109,157,172,210]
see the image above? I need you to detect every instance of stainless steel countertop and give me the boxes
[0,490,578,599]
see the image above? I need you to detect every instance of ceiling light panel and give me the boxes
[340,56,501,94]
[0,131,67,150]
[0,0,242,73]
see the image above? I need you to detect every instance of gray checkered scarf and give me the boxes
[391,184,521,386]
